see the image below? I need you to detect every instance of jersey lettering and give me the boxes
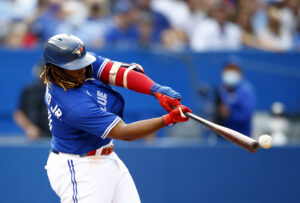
[51,104,63,119]
[97,90,107,111]
[48,109,53,130]
[46,86,51,105]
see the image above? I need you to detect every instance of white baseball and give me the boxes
[258,135,272,149]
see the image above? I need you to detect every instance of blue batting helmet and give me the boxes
[43,34,96,70]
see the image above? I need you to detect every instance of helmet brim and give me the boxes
[55,52,96,70]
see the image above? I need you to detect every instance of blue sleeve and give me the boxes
[219,83,255,123]
[227,87,255,123]
[64,101,121,139]
[89,52,110,80]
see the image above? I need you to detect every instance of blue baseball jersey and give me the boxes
[45,52,124,154]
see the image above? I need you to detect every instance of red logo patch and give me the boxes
[72,45,83,57]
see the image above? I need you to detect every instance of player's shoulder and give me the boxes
[89,52,110,79]
[47,83,91,113]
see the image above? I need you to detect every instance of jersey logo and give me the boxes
[86,90,92,97]
[72,45,83,57]
[97,90,107,111]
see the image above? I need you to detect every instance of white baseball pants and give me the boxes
[45,151,141,203]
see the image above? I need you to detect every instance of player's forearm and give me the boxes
[13,110,35,130]
[107,117,165,141]
[100,63,154,95]
[98,61,182,113]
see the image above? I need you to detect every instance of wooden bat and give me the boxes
[185,112,259,153]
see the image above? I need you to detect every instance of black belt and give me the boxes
[51,149,60,154]
[51,149,87,157]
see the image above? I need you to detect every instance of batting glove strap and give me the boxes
[150,83,181,99]
[162,105,192,126]
[150,83,161,96]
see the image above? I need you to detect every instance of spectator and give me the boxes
[30,0,64,43]
[159,0,205,51]
[236,0,268,35]
[13,63,51,139]
[190,0,242,51]
[153,0,206,37]
[235,0,271,50]
[0,0,298,52]
[81,0,111,48]
[4,22,38,48]
[257,6,292,51]
[235,6,272,51]
[292,20,300,50]
[136,12,154,48]
[279,0,300,35]
[0,0,39,48]
[161,28,187,51]
[181,0,206,38]
[136,0,171,43]
[54,0,88,38]
[216,57,255,138]
[236,7,260,49]
[105,0,139,47]
[56,0,111,49]
[0,1,15,43]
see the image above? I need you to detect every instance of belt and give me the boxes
[51,145,114,157]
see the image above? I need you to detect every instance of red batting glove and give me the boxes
[162,105,192,126]
[155,92,181,112]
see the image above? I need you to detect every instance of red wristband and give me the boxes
[162,114,173,127]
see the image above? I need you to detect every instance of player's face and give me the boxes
[63,68,86,81]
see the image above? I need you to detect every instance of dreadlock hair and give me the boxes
[40,64,86,91]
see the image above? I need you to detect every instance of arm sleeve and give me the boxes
[64,101,121,139]
[90,53,154,95]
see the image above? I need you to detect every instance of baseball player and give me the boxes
[42,34,191,203]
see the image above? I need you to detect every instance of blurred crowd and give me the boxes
[1,0,300,51]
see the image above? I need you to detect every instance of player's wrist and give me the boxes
[150,83,161,96]
[151,83,181,99]
[162,114,174,127]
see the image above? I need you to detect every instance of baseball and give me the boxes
[258,135,272,149]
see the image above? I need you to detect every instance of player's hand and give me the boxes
[155,92,181,112]
[151,83,181,112]
[162,105,192,126]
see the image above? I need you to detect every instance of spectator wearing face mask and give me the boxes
[216,57,255,138]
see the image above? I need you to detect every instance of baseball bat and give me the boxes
[185,112,259,153]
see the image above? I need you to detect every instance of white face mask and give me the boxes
[222,70,241,87]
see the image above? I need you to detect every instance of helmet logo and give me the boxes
[72,45,83,57]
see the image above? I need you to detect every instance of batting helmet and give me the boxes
[43,34,96,70]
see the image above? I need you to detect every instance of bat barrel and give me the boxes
[247,140,259,153]
[185,112,259,153]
